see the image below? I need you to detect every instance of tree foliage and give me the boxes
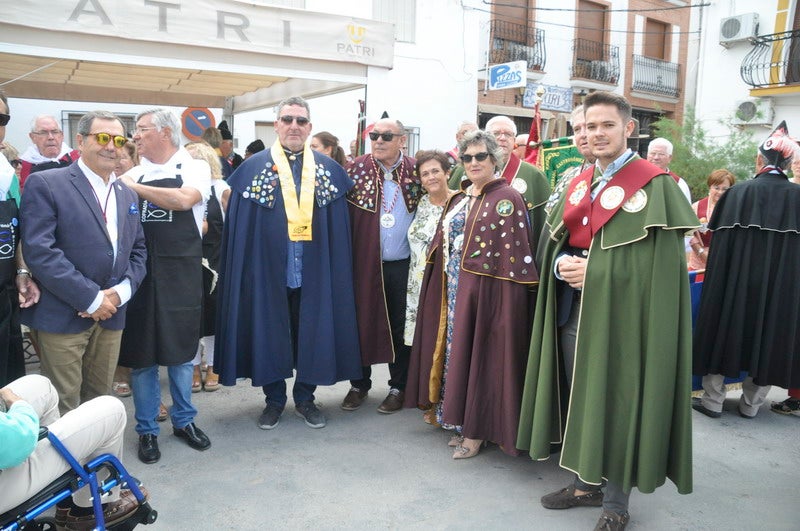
[651,106,759,200]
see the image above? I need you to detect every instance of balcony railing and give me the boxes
[741,29,800,88]
[571,38,619,84]
[490,20,546,71]
[631,55,680,97]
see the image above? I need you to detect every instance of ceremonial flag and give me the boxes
[524,101,542,167]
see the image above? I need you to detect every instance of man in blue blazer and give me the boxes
[20,110,147,414]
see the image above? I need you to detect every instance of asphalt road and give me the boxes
[118,366,798,530]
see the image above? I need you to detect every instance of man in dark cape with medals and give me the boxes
[693,121,800,418]
[215,96,361,430]
[342,117,422,413]
[517,92,698,530]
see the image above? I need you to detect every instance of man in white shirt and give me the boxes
[117,108,212,464]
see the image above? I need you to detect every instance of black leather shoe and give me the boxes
[138,434,160,464]
[691,397,722,418]
[173,422,211,451]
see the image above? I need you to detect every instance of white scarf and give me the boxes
[20,142,74,165]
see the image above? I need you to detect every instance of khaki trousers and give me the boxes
[0,374,125,512]
[32,324,123,414]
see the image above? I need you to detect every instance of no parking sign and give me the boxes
[181,107,216,141]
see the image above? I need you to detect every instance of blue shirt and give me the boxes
[377,156,414,261]
[0,401,39,469]
[286,153,305,289]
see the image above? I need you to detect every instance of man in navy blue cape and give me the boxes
[214,96,361,429]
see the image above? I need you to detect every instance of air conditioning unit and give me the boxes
[719,13,759,45]
[732,98,773,125]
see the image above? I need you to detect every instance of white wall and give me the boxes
[3,1,484,159]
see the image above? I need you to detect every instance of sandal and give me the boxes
[112,381,131,398]
[771,397,800,416]
[203,367,220,392]
[156,403,168,422]
[423,408,440,426]
[192,365,202,393]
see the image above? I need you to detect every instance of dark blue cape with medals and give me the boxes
[214,148,362,386]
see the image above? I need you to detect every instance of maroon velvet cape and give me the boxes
[405,178,538,456]
[347,154,422,365]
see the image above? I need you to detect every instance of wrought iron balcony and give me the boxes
[741,29,800,88]
[631,54,680,97]
[571,38,619,84]
[490,19,546,71]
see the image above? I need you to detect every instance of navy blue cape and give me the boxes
[214,149,362,386]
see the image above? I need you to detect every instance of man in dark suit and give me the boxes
[20,110,147,414]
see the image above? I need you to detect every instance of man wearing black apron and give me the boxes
[0,92,38,387]
[118,108,212,465]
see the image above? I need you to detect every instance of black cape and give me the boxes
[693,172,800,387]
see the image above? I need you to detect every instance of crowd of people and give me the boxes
[1,89,798,531]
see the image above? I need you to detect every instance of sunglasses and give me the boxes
[460,152,490,163]
[369,131,401,142]
[0,113,9,126]
[279,115,310,125]
[89,132,128,148]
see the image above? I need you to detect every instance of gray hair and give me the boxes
[648,137,673,155]
[276,96,311,119]
[30,114,59,133]
[458,129,504,170]
[77,111,125,136]
[485,115,517,137]
[136,108,181,147]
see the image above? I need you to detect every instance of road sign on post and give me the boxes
[181,107,216,141]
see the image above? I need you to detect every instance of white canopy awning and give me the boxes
[0,0,394,112]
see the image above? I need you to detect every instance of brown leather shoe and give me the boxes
[55,488,147,530]
[541,484,604,509]
[593,510,630,530]
[377,389,404,414]
[341,387,368,411]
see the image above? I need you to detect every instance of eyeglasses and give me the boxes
[491,130,515,138]
[10,159,21,168]
[711,185,730,192]
[460,152,490,163]
[369,131,401,142]
[134,126,157,135]
[89,132,128,148]
[279,115,310,125]
[0,113,9,126]
[32,129,63,137]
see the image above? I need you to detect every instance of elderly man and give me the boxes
[0,374,146,529]
[214,96,361,430]
[517,91,697,531]
[19,115,80,190]
[646,137,691,202]
[20,111,147,414]
[514,133,529,160]
[342,117,422,413]
[449,116,550,241]
[117,108,211,464]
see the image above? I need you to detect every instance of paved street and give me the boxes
[118,366,798,530]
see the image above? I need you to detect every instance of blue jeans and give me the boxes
[131,362,197,435]
[262,380,316,411]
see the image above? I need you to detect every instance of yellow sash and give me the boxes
[271,139,315,241]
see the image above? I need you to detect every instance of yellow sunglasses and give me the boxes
[89,132,128,148]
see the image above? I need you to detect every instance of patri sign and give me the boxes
[488,61,527,91]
